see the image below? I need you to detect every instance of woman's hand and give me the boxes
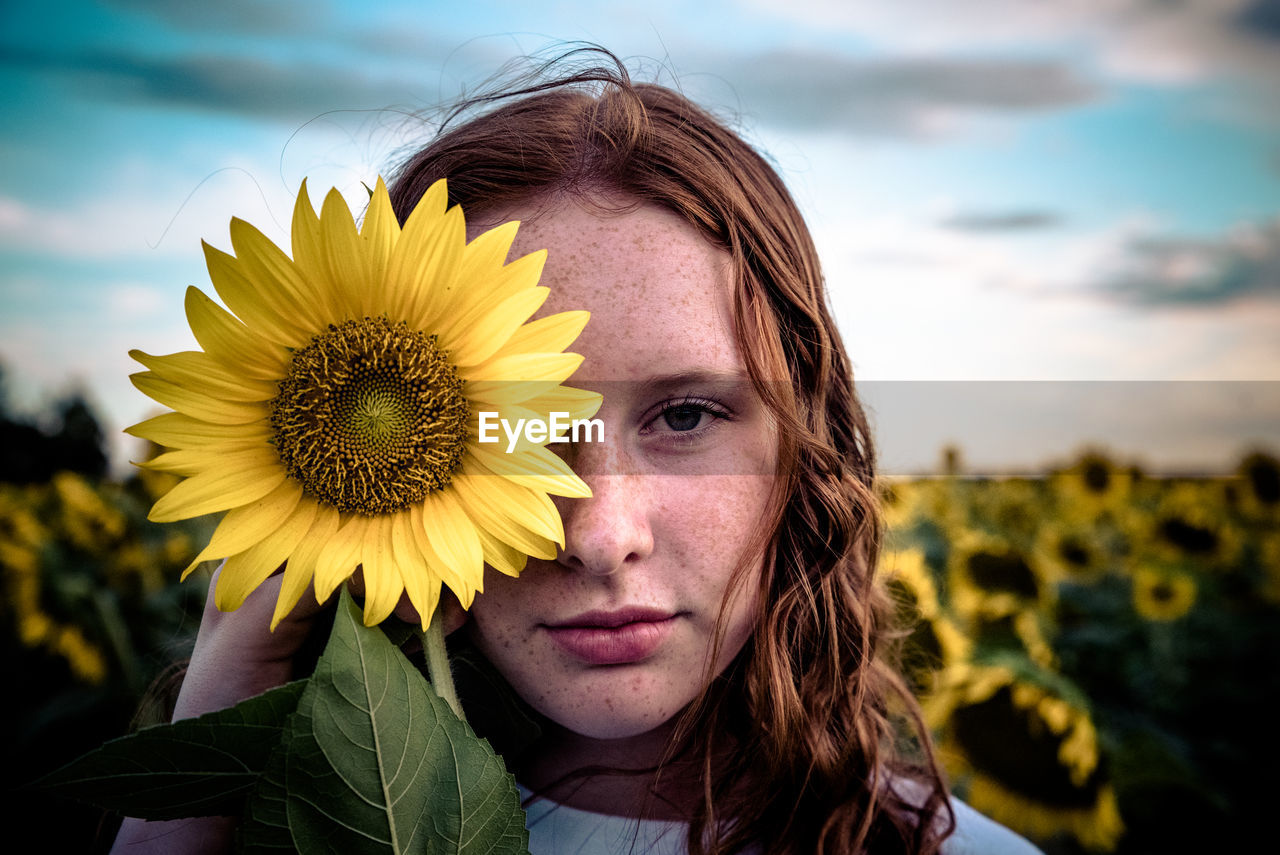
[172,563,330,720]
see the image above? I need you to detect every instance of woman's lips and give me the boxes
[543,608,677,665]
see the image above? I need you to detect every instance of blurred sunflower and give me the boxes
[902,613,971,698]
[970,609,1057,670]
[883,548,941,618]
[927,662,1124,850]
[1143,482,1240,570]
[1260,533,1280,606]
[1131,564,1197,622]
[1051,448,1133,522]
[883,549,970,696]
[1033,520,1110,585]
[128,178,600,628]
[1232,450,1280,522]
[53,471,127,553]
[965,477,1044,545]
[878,478,922,532]
[0,483,110,684]
[948,530,1052,620]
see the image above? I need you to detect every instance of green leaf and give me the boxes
[35,679,306,819]
[237,717,296,852]
[240,588,529,854]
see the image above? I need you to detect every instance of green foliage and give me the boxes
[33,589,529,855]
[240,590,528,854]
[35,681,306,819]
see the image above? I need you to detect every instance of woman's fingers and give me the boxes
[174,561,330,720]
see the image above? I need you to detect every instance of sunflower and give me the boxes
[948,529,1053,620]
[1033,519,1111,585]
[128,178,600,629]
[967,478,1045,545]
[1131,564,1196,622]
[970,609,1057,670]
[1142,482,1240,570]
[927,662,1124,850]
[53,471,127,552]
[883,547,941,619]
[1260,533,1280,606]
[883,549,971,696]
[1050,448,1133,523]
[1232,450,1280,523]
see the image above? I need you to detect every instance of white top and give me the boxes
[519,785,1044,855]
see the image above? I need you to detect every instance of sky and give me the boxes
[1,0,1278,474]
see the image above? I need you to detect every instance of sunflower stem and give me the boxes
[421,614,464,721]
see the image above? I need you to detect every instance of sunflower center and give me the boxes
[270,317,470,515]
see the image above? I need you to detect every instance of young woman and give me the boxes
[113,53,1040,855]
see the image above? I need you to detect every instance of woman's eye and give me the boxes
[662,405,707,432]
[643,397,731,439]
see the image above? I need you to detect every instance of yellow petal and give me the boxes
[141,449,224,476]
[204,242,310,348]
[462,218,519,274]
[452,470,561,555]
[518,386,604,423]
[464,379,561,406]
[214,499,318,612]
[474,525,528,578]
[291,180,358,320]
[434,248,546,344]
[454,220,529,308]
[501,310,590,356]
[130,350,277,403]
[391,514,442,625]
[126,411,273,450]
[470,444,592,498]
[418,492,484,596]
[270,505,340,629]
[229,216,334,335]
[181,479,303,577]
[185,287,288,379]
[320,187,373,317]
[406,504,465,594]
[464,384,599,424]
[390,200,464,328]
[464,352,584,384]
[441,287,549,368]
[313,515,367,600]
[359,177,399,300]
[358,516,403,626]
[148,448,286,521]
[131,372,265,425]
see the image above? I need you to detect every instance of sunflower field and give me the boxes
[881,448,1280,853]
[6,379,1279,852]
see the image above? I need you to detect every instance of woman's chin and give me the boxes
[532,688,684,742]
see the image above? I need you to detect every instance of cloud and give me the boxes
[0,44,431,121]
[1098,218,1280,305]
[1236,0,1280,40]
[0,158,297,260]
[940,210,1064,232]
[102,0,327,37]
[702,51,1099,137]
[744,0,1280,85]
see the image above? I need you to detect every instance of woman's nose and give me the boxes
[556,473,654,576]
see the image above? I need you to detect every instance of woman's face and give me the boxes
[464,197,779,741]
